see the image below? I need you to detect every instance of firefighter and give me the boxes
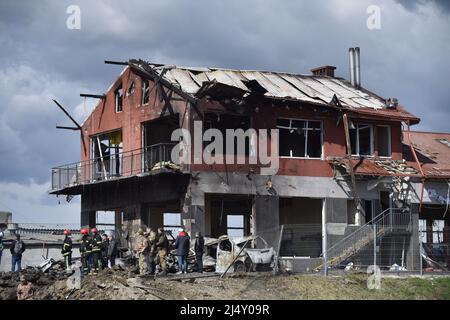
[79,228,91,275]
[62,229,73,271]
[90,227,102,274]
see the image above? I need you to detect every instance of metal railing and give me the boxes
[51,143,177,190]
[324,207,411,268]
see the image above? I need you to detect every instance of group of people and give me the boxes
[63,227,118,275]
[0,225,206,280]
[134,227,205,276]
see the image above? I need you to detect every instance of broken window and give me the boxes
[115,84,123,113]
[163,213,182,236]
[227,215,245,238]
[203,113,251,156]
[92,130,123,179]
[141,78,150,105]
[364,200,374,223]
[277,118,322,158]
[432,220,445,244]
[377,126,391,157]
[349,123,373,156]
[419,219,427,243]
[127,80,135,96]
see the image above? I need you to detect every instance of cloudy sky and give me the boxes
[0,0,449,224]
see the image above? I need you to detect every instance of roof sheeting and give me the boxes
[404,131,450,178]
[156,66,387,109]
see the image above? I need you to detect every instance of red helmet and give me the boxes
[80,228,88,235]
[63,229,71,235]
[91,227,98,234]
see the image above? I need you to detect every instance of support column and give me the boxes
[81,210,96,229]
[253,195,279,248]
[406,203,420,271]
[181,190,206,237]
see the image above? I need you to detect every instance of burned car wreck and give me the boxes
[170,235,275,274]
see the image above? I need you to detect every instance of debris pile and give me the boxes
[0,264,69,300]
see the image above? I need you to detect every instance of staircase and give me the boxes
[319,208,412,269]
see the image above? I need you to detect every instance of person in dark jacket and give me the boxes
[100,233,109,269]
[173,228,190,274]
[61,230,73,271]
[90,228,102,274]
[194,232,205,273]
[0,231,4,266]
[79,229,91,275]
[10,234,26,272]
[107,233,118,267]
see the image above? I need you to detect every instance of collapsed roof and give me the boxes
[404,131,450,179]
[128,59,420,123]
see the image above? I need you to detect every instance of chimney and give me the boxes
[355,47,361,88]
[349,47,361,88]
[310,65,336,77]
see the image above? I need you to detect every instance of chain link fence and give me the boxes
[271,215,449,275]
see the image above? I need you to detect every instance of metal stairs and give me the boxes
[317,208,412,270]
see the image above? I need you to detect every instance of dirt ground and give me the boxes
[1,265,450,300]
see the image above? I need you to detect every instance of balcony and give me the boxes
[51,143,178,192]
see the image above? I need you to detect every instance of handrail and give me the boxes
[51,143,177,169]
[322,207,411,266]
[325,207,391,254]
[51,143,178,190]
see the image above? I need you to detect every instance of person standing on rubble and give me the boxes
[17,275,34,300]
[0,231,4,266]
[194,232,205,273]
[107,232,118,267]
[147,230,157,274]
[90,228,102,274]
[79,228,91,275]
[100,233,109,269]
[174,228,190,274]
[156,227,169,275]
[61,229,73,271]
[10,234,26,272]
[135,228,148,275]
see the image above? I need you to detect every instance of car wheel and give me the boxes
[234,261,246,273]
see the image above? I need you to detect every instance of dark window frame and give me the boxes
[276,118,323,159]
[349,123,374,156]
[377,125,391,158]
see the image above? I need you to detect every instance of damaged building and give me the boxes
[49,48,448,273]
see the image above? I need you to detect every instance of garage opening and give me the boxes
[205,194,252,238]
[279,197,323,257]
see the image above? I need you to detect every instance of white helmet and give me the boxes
[0,231,3,238]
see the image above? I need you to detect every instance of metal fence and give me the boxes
[274,210,449,275]
[51,143,177,190]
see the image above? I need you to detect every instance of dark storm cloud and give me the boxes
[395,0,450,13]
[0,0,449,222]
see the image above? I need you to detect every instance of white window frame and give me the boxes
[115,84,123,113]
[141,78,150,106]
[351,123,374,156]
[276,117,323,159]
[377,125,392,158]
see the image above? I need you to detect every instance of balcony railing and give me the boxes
[51,143,177,191]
